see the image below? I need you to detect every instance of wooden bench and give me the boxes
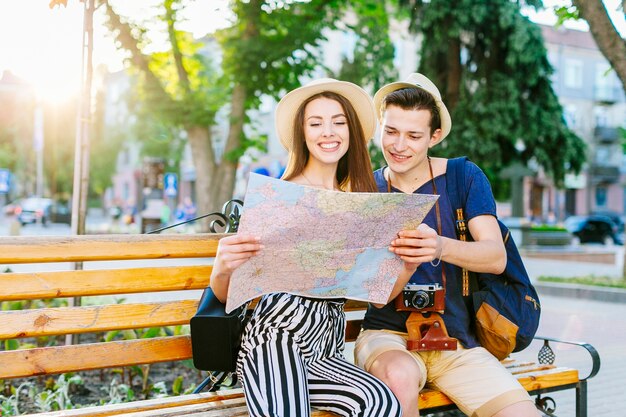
[0,217,599,416]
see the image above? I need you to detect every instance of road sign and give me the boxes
[0,169,10,194]
[164,172,178,197]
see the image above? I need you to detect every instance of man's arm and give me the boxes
[390,216,506,275]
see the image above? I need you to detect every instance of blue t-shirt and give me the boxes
[361,159,497,348]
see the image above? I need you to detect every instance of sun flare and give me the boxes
[0,1,84,103]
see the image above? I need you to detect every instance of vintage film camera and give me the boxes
[395,283,457,351]
[395,283,445,312]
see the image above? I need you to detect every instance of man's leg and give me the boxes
[308,356,402,417]
[428,346,539,417]
[355,330,426,417]
[492,400,540,417]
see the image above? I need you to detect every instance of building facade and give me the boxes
[531,24,626,222]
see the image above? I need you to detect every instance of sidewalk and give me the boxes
[522,245,626,303]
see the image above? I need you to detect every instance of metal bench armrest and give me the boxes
[533,335,600,381]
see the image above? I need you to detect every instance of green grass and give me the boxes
[529,225,568,232]
[538,275,626,289]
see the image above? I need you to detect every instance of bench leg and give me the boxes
[576,380,587,417]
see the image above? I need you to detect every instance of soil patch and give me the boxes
[5,360,206,415]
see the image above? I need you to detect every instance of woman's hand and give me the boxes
[213,234,263,277]
[210,234,263,303]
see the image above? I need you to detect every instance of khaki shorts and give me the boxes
[354,329,533,417]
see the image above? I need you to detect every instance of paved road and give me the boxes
[508,292,624,417]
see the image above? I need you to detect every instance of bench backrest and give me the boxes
[0,233,369,381]
[0,234,224,380]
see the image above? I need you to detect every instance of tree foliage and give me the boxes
[101,0,352,221]
[397,0,586,186]
[335,0,398,91]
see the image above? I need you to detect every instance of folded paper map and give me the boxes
[225,173,438,313]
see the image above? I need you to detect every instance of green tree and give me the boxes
[335,0,398,91]
[397,0,586,186]
[333,0,398,170]
[101,0,348,223]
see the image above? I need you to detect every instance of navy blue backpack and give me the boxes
[446,157,541,360]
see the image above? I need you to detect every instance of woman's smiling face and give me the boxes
[303,97,350,168]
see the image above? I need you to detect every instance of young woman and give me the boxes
[210,78,404,417]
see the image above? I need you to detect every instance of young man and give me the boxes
[354,73,540,417]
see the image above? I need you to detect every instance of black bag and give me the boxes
[190,288,248,372]
[446,157,541,360]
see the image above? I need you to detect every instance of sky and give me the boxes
[0,0,623,104]
[0,0,233,102]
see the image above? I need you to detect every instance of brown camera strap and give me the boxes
[455,207,470,296]
[385,157,446,290]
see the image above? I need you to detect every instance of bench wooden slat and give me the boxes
[0,336,192,379]
[108,398,250,417]
[0,234,223,264]
[19,390,246,417]
[509,363,556,375]
[344,300,368,311]
[0,300,198,338]
[518,367,579,391]
[0,266,211,301]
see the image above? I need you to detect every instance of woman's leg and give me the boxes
[238,330,310,417]
[307,356,402,417]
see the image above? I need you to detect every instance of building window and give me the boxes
[564,59,583,89]
[563,104,578,128]
[594,106,608,127]
[595,185,607,208]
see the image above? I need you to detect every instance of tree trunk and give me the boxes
[187,121,244,232]
[216,84,247,202]
[186,125,219,231]
[446,37,462,111]
[573,0,626,91]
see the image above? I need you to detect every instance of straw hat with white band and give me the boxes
[373,73,452,145]
[275,78,377,151]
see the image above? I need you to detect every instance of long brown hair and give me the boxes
[282,91,377,192]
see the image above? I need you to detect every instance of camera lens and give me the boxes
[411,290,430,309]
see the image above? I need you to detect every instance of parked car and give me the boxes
[564,215,623,245]
[50,201,72,225]
[15,197,53,226]
[2,199,21,215]
[590,210,625,232]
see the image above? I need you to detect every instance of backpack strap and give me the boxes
[445,156,471,296]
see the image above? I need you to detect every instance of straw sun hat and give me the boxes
[373,73,452,144]
[275,78,377,151]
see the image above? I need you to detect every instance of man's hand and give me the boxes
[390,223,442,268]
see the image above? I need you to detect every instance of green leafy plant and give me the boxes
[0,381,34,416]
[539,275,626,289]
[103,378,134,405]
[529,225,568,232]
[32,374,84,412]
